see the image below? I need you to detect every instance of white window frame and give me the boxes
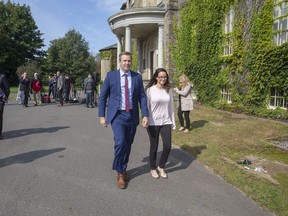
[223,36,233,56]
[223,8,234,56]
[269,87,288,109]
[224,8,235,34]
[221,85,232,104]
[273,1,288,46]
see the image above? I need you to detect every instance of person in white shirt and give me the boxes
[145,68,175,179]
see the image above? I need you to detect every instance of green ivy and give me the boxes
[100,51,111,60]
[100,49,117,71]
[131,40,138,71]
[171,0,288,119]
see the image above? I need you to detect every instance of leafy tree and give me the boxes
[46,29,96,87]
[16,60,43,78]
[0,1,45,84]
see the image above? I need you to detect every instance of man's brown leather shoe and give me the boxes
[122,171,130,181]
[117,173,126,189]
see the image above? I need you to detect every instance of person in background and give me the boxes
[83,74,95,108]
[19,72,30,108]
[52,73,57,101]
[56,70,64,107]
[69,76,77,101]
[16,73,24,105]
[174,74,194,133]
[145,68,175,179]
[98,51,149,189]
[92,72,101,107]
[48,74,55,98]
[0,73,10,139]
[31,73,43,106]
[63,74,71,103]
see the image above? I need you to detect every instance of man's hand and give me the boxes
[141,116,148,128]
[100,117,107,127]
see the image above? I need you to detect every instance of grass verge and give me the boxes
[172,104,288,216]
[10,86,18,94]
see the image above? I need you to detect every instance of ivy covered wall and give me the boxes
[171,0,288,119]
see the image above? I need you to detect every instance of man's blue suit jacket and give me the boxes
[98,70,149,125]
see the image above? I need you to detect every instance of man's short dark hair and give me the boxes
[119,51,132,61]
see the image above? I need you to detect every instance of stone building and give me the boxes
[100,0,179,81]
[100,0,287,110]
[98,44,117,79]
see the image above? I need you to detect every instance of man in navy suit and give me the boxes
[98,51,149,189]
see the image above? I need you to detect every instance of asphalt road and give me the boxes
[0,99,273,216]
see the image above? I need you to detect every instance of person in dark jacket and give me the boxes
[0,73,10,139]
[48,74,55,97]
[83,74,96,108]
[19,72,30,108]
[63,74,71,103]
[52,73,57,101]
[92,72,101,107]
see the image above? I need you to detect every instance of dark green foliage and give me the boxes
[46,29,96,87]
[0,1,45,84]
[171,0,288,119]
[16,60,43,78]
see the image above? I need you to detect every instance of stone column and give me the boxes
[164,0,178,74]
[158,25,164,68]
[117,37,122,69]
[125,26,131,52]
[137,39,142,72]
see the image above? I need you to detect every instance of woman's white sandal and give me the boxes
[157,167,168,179]
[151,169,159,179]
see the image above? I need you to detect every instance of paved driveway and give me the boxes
[0,99,272,216]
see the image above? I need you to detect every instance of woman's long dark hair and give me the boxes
[145,68,170,93]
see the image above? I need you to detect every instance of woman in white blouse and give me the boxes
[146,68,175,179]
[174,74,194,133]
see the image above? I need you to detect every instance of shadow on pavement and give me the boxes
[3,126,70,139]
[0,147,66,168]
[129,146,205,179]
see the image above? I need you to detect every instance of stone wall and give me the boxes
[163,0,179,75]
[133,0,160,8]
[100,59,111,80]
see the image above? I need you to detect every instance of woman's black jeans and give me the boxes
[178,105,191,129]
[147,125,172,170]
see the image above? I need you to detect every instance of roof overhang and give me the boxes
[108,7,165,39]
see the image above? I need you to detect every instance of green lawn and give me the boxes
[10,86,18,94]
[173,104,288,216]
